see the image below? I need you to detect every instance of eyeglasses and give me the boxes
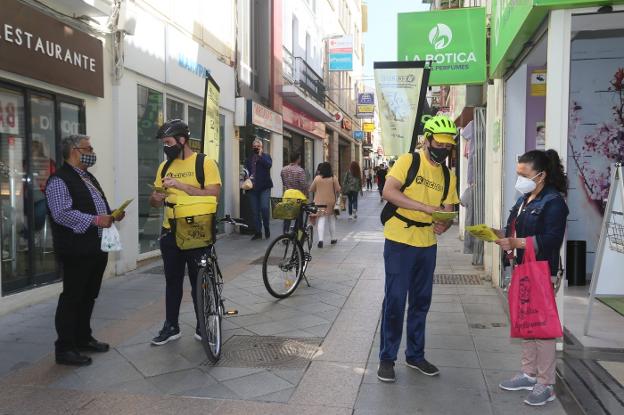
[74,146,94,153]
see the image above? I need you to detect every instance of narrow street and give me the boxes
[0,193,568,414]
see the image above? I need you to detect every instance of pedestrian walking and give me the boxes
[149,119,222,346]
[377,115,459,382]
[366,170,373,191]
[245,138,273,240]
[280,152,307,233]
[342,161,363,219]
[309,162,340,248]
[495,149,568,406]
[46,134,125,366]
[376,163,388,201]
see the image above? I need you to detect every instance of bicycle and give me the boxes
[196,215,247,363]
[262,199,325,298]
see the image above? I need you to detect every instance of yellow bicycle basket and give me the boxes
[167,195,218,250]
[271,190,306,221]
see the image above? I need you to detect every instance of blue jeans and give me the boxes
[347,191,359,215]
[248,188,271,235]
[379,239,437,362]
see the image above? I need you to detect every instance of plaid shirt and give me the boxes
[281,164,307,196]
[46,166,108,236]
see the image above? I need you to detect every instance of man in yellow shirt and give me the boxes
[149,119,222,345]
[377,115,459,382]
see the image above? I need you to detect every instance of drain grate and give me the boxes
[434,274,482,285]
[213,335,322,369]
[469,322,508,329]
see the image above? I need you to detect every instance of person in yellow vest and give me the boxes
[377,115,459,382]
[149,119,221,346]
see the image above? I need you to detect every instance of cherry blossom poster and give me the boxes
[568,34,624,277]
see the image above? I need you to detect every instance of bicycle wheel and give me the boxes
[262,235,303,298]
[305,224,314,251]
[196,264,222,363]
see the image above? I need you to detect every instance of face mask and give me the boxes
[515,173,542,194]
[429,146,449,164]
[80,153,97,168]
[164,143,182,160]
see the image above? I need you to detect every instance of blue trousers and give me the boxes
[248,188,271,235]
[379,239,437,362]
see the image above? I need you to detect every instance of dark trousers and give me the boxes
[347,191,359,215]
[248,188,271,235]
[379,239,437,362]
[55,252,108,353]
[366,179,372,190]
[160,231,205,328]
[378,181,385,196]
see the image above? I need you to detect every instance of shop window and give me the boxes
[137,85,164,254]
[0,82,84,295]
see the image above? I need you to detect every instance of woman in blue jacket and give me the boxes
[494,149,569,407]
[245,138,273,240]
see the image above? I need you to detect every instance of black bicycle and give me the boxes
[262,200,325,298]
[196,215,247,363]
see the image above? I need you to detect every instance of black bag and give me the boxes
[380,152,450,226]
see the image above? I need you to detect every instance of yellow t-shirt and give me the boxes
[383,150,459,247]
[154,153,222,229]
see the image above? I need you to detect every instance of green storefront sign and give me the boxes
[398,7,486,85]
[491,0,624,77]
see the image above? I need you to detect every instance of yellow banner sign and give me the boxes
[363,122,375,132]
[203,74,220,160]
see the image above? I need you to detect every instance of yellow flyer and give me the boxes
[111,199,133,219]
[466,224,499,242]
[432,211,458,222]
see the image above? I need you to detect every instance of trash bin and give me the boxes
[566,240,586,286]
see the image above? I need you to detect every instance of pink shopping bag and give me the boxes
[508,238,563,339]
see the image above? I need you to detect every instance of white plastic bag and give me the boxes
[101,224,122,252]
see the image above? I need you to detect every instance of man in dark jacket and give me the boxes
[245,138,273,239]
[46,135,124,366]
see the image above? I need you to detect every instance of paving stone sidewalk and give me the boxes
[0,191,567,414]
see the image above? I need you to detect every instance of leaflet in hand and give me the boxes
[111,198,133,219]
[466,224,499,242]
[431,211,458,222]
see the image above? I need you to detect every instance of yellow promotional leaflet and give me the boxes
[466,224,499,242]
[432,211,458,222]
[111,199,133,220]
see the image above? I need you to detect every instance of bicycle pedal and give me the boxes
[225,309,238,316]
[304,253,312,262]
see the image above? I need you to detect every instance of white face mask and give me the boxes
[515,173,542,194]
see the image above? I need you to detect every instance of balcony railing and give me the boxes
[283,47,326,105]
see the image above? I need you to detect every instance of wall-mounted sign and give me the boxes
[530,69,546,96]
[353,130,364,140]
[283,103,325,139]
[248,100,283,134]
[398,7,486,85]
[0,0,104,97]
[329,35,353,71]
[363,122,375,132]
[342,118,352,131]
[202,74,220,161]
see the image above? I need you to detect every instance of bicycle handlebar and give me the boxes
[218,215,248,228]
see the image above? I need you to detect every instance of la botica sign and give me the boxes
[398,7,486,85]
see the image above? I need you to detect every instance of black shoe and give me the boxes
[265,230,271,239]
[151,322,181,346]
[406,358,440,376]
[377,360,396,382]
[317,241,323,248]
[55,350,92,366]
[330,239,337,245]
[77,338,110,353]
[251,233,262,240]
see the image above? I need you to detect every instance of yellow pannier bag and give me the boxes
[167,195,218,250]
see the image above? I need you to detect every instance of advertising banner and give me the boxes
[329,35,353,71]
[398,7,486,85]
[357,92,375,118]
[202,73,221,161]
[374,61,430,156]
[362,122,375,133]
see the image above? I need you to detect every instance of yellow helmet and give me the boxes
[423,115,457,136]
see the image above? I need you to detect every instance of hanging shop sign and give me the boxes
[398,7,486,85]
[0,0,104,97]
[328,35,353,71]
[357,92,375,118]
[202,73,220,161]
[353,130,364,141]
[362,122,375,133]
[283,104,325,139]
[374,61,430,156]
[342,118,352,131]
[248,100,283,134]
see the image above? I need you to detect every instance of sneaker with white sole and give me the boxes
[151,322,181,346]
[194,329,202,341]
[406,358,440,376]
[377,360,396,382]
[524,384,555,406]
[499,373,537,391]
